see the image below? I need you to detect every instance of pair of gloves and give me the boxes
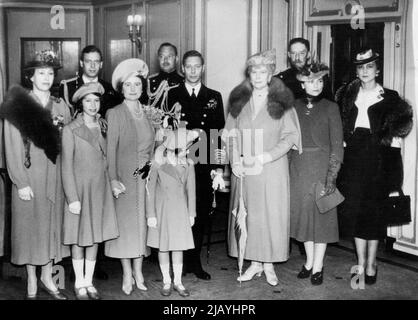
[321,156,341,196]
[147,216,195,228]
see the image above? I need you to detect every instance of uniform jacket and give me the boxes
[148,71,184,108]
[59,76,120,117]
[168,82,225,168]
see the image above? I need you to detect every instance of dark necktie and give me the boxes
[191,88,197,99]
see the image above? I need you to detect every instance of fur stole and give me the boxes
[335,79,413,146]
[0,85,60,163]
[228,77,294,119]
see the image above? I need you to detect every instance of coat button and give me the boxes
[203,114,207,117]
[201,121,205,125]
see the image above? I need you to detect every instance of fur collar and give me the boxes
[228,77,294,119]
[0,85,60,163]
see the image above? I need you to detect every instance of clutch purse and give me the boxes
[381,189,411,226]
[315,182,345,214]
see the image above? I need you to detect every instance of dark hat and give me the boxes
[72,82,105,103]
[353,49,380,65]
[24,50,62,71]
[296,61,329,82]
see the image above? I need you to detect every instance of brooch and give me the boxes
[205,99,218,110]
[53,114,65,130]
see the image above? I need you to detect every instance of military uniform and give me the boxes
[147,71,184,109]
[168,83,225,278]
[275,67,333,101]
[59,76,120,117]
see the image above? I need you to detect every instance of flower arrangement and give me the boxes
[52,114,65,130]
[35,49,60,65]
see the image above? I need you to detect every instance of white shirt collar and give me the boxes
[82,75,99,84]
[185,82,202,97]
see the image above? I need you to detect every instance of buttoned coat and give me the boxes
[146,162,196,251]
[2,90,71,265]
[104,103,155,258]
[61,116,119,246]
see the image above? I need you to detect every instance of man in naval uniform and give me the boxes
[167,50,225,280]
[59,45,119,117]
[147,43,184,109]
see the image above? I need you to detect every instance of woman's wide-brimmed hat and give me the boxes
[72,82,105,104]
[353,49,380,65]
[111,58,149,90]
[296,61,329,82]
[246,49,276,72]
[23,50,62,71]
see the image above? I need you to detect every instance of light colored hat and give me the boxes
[296,61,329,82]
[246,49,276,70]
[72,82,105,103]
[353,49,379,65]
[111,58,149,90]
[163,128,199,152]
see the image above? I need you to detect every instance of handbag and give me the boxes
[381,189,411,226]
[315,182,345,214]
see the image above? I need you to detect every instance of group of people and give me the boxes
[0,36,413,300]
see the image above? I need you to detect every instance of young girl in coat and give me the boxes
[146,128,198,297]
[61,82,119,299]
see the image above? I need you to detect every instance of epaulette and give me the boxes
[60,76,78,85]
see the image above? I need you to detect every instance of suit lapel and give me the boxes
[73,124,102,153]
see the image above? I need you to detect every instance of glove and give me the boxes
[214,148,227,164]
[133,161,152,180]
[321,155,340,196]
[111,180,126,198]
[232,163,245,178]
[147,217,157,228]
[189,216,195,227]
[69,201,81,215]
[210,170,225,190]
[18,186,34,201]
[256,153,273,165]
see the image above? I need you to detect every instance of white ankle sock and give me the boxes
[72,259,84,288]
[173,263,183,285]
[84,259,96,287]
[159,263,171,284]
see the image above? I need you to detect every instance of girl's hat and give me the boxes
[353,49,380,65]
[163,128,199,152]
[111,58,149,90]
[296,61,329,82]
[24,50,62,71]
[72,82,105,103]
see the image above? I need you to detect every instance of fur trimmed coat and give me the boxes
[225,77,302,262]
[336,79,413,238]
[0,85,71,265]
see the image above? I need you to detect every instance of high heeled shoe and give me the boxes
[365,267,378,285]
[132,276,148,291]
[39,281,68,300]
[122,277,133,295]
[263,264,279,286]
[237,263,263,282]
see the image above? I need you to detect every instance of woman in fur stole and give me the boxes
[61,82,119,300]
[336,49,413,284]
[224,49,302,286]
[0,52,71,299]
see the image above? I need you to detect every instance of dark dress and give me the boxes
[290,97,343,243]
[336,80,413,240]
